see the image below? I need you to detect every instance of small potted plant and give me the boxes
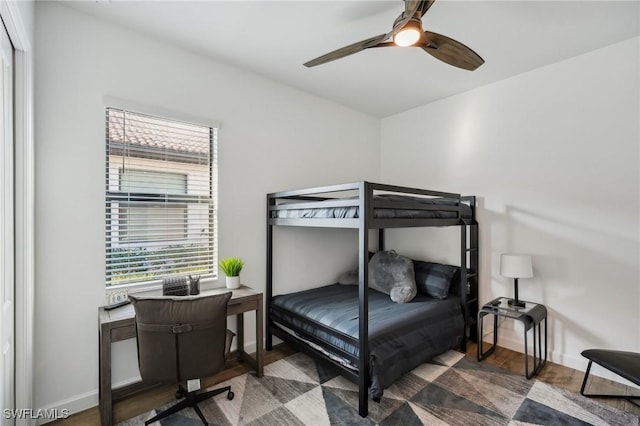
[219,257,244,289]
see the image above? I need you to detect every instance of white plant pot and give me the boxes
[226,276,240,289]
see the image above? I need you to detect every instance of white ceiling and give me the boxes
[62,0,639,117]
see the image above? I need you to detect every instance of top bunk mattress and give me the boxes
[271,194,472,220]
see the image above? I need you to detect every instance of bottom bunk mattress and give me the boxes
[270,284,464,400]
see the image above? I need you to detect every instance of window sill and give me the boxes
[106,276,219,296]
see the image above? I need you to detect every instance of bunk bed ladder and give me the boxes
[460,217,479,352]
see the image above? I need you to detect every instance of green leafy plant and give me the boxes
[107,244,212,285]
[219,257,244,277]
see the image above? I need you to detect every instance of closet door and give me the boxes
[0,18,14,424]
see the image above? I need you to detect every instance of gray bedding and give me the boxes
[270,284,464,400]
[272,194,472,219]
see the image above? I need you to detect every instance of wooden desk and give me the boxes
[98,285,263,426]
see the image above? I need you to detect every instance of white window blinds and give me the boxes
[105,107,217,287]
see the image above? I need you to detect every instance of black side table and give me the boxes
[477,297,547,379]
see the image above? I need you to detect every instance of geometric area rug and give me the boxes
[119,350,640,426]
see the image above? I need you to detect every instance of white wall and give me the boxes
[3,0,36,417]
[34,2,379,414]
[381,37,640,379]
[13,0,34,38]
[34,0,640,415]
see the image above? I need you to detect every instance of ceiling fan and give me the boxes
[304,0,484,71]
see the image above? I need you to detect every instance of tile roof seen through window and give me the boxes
[108,108,210,156]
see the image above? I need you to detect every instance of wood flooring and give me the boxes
[52,342,640,425]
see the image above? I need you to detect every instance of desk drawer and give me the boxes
[111,326,136,341]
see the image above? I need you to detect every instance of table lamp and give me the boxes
[500,254,533,308]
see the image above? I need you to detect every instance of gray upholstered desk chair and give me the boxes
[130,292,235,425]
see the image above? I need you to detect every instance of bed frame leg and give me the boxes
[266,197,274,351]
[357,182,370,417]
[358,391,368,417]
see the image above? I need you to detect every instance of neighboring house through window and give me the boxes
[105,107,217,287]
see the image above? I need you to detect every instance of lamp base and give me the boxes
[507,299,526,308]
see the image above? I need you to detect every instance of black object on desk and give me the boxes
[477,297,547,379]
[162,276,189,296]
[103,300,131,311]
[188,274,200,295]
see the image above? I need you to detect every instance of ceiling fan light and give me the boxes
[394,28,421,47]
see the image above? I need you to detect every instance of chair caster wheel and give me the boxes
[227,391,234,400]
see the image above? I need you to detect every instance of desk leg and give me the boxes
[256,296,263,377]
[236,313,244,363]
[234,302,263,377]
[99,325,112,426]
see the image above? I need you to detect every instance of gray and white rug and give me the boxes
[121,350,639,425]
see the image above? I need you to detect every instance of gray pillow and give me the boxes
[413,260,457,299]
[369,250,417,303]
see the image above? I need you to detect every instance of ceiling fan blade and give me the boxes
[304,34,388,67]
[405,0,422,15]
[422,31,484,71]
[417,0,436,17]
[393,0,424,33]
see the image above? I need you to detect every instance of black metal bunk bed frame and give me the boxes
[266,181,478,417]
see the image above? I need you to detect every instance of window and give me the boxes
[119,203,188,242]
[105,107,217,287]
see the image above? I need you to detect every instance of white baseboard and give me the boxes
[36,389,96,425]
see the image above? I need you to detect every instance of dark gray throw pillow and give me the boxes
[369,250,417,303]
[413,261,457,299]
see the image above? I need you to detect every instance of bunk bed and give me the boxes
[266,181,478,417]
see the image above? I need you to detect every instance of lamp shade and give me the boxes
[500,254,533,279]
